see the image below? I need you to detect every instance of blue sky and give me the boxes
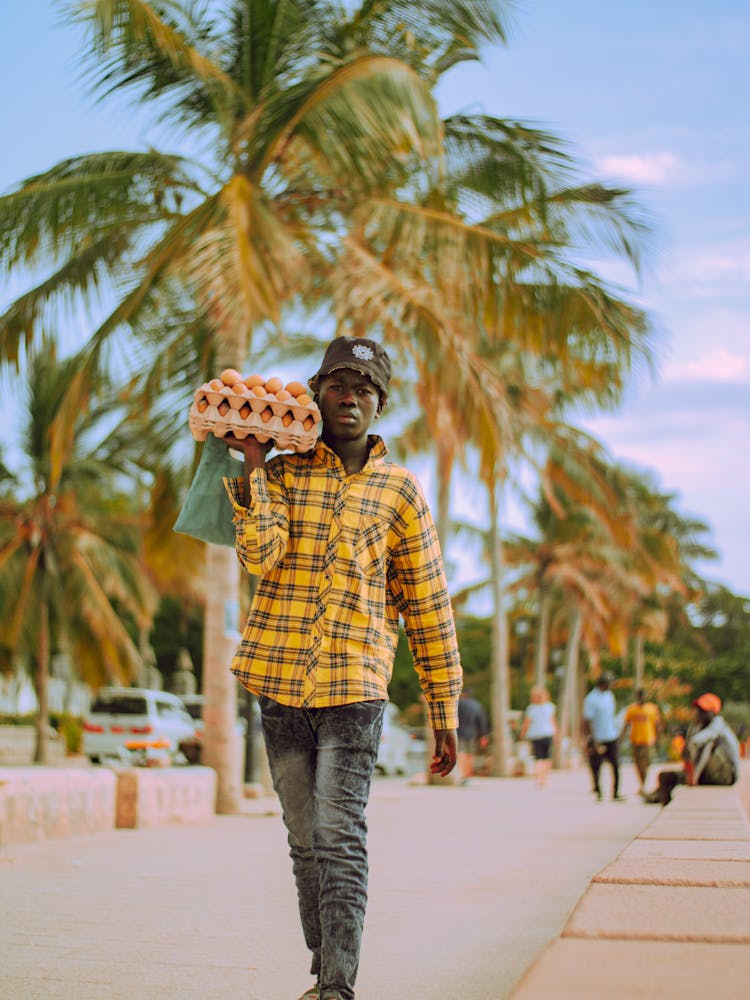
[1,1,748,597]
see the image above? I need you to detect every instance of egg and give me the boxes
[296,393,312,406]
[232,382,249,395]
[197,398,208,413]
[260,406,274,424]
[275,388,292,401]
[302,415,315,431]
[285,380,306,397]
[217,400,230,416]
[244,374,265,388]
[265,376,283,393]
[209,378,225,391]
[250,385,267,397]
[220,368,243,387]
[239,403,252,419]
[281,411,294,427]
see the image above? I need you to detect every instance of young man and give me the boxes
[620,687,662,791]
[582,672,623,801]
[457,688,489,781]
[642,692,740,805]
[223,336,462,1000]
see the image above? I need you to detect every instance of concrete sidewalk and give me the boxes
[0,764,670,999]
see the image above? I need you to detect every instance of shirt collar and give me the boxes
[312,434,388,475]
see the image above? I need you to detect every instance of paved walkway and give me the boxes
[1,764,660,999]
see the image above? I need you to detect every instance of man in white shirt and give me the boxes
[582,672,623,801]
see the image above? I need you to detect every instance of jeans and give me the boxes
[587,738,620,798]
[258,697,386,1000]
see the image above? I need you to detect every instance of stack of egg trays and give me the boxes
[188,383,321,453]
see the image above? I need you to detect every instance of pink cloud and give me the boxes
[595,152,680,184]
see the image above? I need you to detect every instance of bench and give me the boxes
[510,763,750,999]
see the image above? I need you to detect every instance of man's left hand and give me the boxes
[430,729,458,776]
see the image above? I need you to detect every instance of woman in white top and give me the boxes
[520,686,557,787]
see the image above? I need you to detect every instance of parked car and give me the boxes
[178,693,249,765]
[82,688,196,765]
[376,703,421,776]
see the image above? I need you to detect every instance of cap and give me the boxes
[693,692,722,714]
[309,336,391,398]
[597,672,613,687]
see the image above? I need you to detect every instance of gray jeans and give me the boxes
[258,697,386,1000]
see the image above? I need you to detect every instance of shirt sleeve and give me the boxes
[387,483,462,730]
[223,469,289,575]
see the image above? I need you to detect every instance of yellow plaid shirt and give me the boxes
[223,436,462,730]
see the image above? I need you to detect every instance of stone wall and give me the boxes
[0,767,117,847]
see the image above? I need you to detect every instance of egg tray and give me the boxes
[188,385,321,453]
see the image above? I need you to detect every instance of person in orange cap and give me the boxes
[642,692,740,805]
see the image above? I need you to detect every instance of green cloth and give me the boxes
[173,435,239,547]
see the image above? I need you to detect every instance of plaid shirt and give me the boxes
[223,436,462,729]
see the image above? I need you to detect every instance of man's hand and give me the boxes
[430,728,458,776]
[224,432,273,469]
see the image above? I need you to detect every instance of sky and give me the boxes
[0,0,748,598]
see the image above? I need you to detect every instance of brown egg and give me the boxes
[296,393,312,406]
[217,400,230,416]
[244,374,265,388]
[250,385,267,397]
[285,380,306,398]
[220,368,243,387]
[275,388,292,401]
[197,398,208,413]
[302,415,315,431]
[281,411,294,427]
[239,403,252,419]
[265,376,283,393]
[232,382,249,395]
[260,406,274,424]
[209,378,225,391]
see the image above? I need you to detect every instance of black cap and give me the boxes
[309,336,391,398]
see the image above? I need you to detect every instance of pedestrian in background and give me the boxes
[582,672,624,801]
[520,686,557,787]
[457,688,488,782]
[224,336,463,1000]
[643,693,740,805]
[620,688,662,791]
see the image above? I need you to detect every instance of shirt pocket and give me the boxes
[342,511,391,579]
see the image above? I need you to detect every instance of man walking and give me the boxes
[457,688,488,781]
[620,687,662,791]
[223,336,463,1000]
[582,673,623,801]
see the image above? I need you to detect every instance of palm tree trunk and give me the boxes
[634,633,645,690]
[424,445,460,784]
[202,543,243,813]
[34,572,50,765]
[534,586,551,689]
[554,606,582,769]
[489,482,511,776]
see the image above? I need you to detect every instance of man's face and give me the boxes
[317,369,381,439]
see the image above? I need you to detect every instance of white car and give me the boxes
[178,693,249,765]
[82,688,196,764]
[376,703,418,776]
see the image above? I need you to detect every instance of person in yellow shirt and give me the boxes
[223,336,462,1000]
[620,688,662,790]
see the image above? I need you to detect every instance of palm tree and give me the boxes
[0,344,157,761]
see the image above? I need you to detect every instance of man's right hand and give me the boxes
[225,433,273,470]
